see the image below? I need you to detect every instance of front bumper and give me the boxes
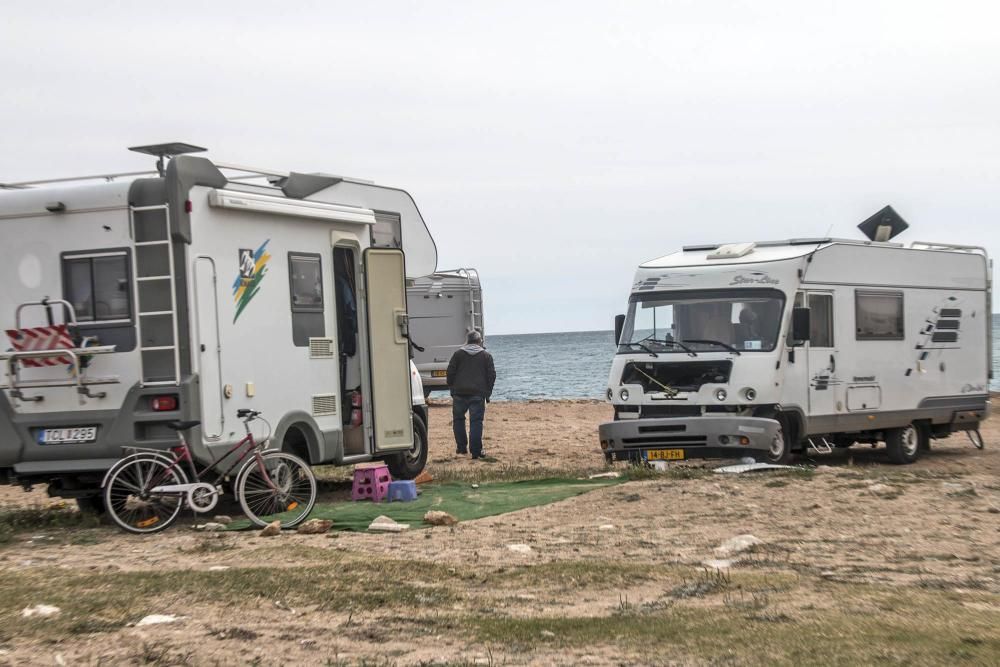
[598,416,780,461]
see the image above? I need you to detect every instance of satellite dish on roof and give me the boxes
[128,142,207,176]
[858,205,909,242]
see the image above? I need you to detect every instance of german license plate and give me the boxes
[431,370,447,378]
[647,448,684,461]
[39,426,97,444]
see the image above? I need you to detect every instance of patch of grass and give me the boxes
[430,463,611,484]
[0,504,101,545]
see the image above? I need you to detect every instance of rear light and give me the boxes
[184,199,193,213]
[152,395,178,411]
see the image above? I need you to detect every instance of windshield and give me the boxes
[619,289,785,353]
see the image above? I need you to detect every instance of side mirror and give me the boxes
[791,307,811,345]
[614,314,626,345]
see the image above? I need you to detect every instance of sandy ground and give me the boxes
[0,400,998,665]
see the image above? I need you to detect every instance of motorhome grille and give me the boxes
[309,338,335,359]
[311,393,338,416]
[623,435,708,447]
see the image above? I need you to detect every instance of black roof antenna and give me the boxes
[128,142,207,176]
[858,205,909,242]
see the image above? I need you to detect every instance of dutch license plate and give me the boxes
[431,370,448,378]
[39,426,97,444]
[647,448,684,461]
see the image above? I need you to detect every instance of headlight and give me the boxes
[743,387,757,401]
[619,388,630,402]
[606,388,614,401]
[715,388,727,401]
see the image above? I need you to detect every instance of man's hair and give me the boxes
[467,330,483,345]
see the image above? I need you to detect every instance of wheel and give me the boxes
[423,387,432,400]
[765,415,793,464]
[886,423,925,464]
[386,412,428,480]
[236,451,317,528]
[102,456,188,534]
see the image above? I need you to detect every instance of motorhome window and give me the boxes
[288,253,325,346]
[61,252,131,323]
[855,291,904,340]
[288,254,324,312]
[371,211,402,249]
[620,289,784,353]
[808,293,834,347]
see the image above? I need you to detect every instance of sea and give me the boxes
[485,316,1000,401]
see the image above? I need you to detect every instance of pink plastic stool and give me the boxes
[351,464,392,502]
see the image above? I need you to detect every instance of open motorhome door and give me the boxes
[363,248,414,452]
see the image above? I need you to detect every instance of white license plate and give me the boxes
[39,427,97,444]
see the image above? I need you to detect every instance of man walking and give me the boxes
[447,330,496,459]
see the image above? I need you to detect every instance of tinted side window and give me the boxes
[62,253,131,322]
[288,252,325,346]
[856,291,904,340]
[808,293,834,347]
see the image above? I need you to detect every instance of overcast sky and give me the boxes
[3,2,998,334]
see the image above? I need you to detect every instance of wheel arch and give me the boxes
[270,411,324,465]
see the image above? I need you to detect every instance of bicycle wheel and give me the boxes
[103,455,188,534]
[236,451,317,528]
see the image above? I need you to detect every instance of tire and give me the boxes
[386,412,428,480]
[423,387,433,400]
[886,423,925,465]
[765,416,793,464]
[236,451,317,528]
[103,456,188,534]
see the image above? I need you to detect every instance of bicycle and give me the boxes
[102,409,317,534]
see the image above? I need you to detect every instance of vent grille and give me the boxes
[312,393,338,416]
[309,337,335,359]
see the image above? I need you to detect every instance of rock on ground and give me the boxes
[136,614,182,626]
[424,511,458,526]
[369,515,409,532]
[296,519,333,534]
[715,534,764,557]
[867,483,900,498]
[21,605,60,618]
[259,520,282,537]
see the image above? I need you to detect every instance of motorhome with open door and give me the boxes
[599,207,991,465]
[407,268,485,396]
[0,143,436,505]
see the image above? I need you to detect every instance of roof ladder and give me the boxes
[130,204,181,386]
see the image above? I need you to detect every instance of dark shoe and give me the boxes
[456,449,467,456]
[472,454,497,462]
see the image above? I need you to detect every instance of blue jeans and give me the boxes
[453,395,486,457]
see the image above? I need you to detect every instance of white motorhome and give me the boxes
[0,143,435,505]
[599,209,991,465]
[407,268,484,396]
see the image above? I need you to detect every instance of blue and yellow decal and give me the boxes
[232,240,271,322]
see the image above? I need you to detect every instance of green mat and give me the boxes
[229,478,623,532]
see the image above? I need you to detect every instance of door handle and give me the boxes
[829,354,836,373]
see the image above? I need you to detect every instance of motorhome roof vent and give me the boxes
[707,242,755,260]
[858,205,908,242]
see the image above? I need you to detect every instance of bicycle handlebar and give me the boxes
[237,409,262,420]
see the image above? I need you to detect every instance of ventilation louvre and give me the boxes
[309,337,335,359]
[312,393,338,416]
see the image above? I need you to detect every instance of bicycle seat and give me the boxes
[166,420,201,432]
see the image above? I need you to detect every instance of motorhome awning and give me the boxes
[207,189,377,225]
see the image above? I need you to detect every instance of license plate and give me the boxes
[647,448,684,461]
[431,370,447,378]
[39,427,98,444]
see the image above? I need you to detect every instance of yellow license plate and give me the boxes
[647,449,684,461]
[431,370,447,378]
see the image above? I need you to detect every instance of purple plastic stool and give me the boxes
[351,464,391,502]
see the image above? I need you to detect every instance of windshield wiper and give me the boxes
[622,342,659,358]
[682,339,742,355]
[639,337,697,357]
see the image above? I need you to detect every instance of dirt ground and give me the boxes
[0,400,998,665]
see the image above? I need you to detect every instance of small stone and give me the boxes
[208,565,230,572]
[21,604,60,618]
[507,544,533,554]
[213,515,233,525]
[715,534,764,557]
[369,515,409,532]
[296,519,333,534]
[867,483,899,498]
[259,520,282,537]
[588,472,620,480]
[598,524,615,531]
[471,484,480,489]
[540,630,556,638]
[198,522,227,532]
[136,614,181,626]
[424,511,458,526]
[702,559,733,570]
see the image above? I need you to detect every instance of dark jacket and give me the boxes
[447,344,496,398]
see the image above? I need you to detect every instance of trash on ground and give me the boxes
[413,470,433,485]
[715,534,764,557]
[21,604,60,618]
[136,614,182,626]
[369,515,409,532]
[588,471,620,480]
[259,520,282,537]
[714,462,798,474]
[194,522,227,532]
[424,510,458,526]
[598,524,615,531]
[702,558,734,570]
[213,515,234,525]
[507,543,533,554]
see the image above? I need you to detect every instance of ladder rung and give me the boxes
[141,345,175,352]
[137,275,172,282]
[142,380,180,387]
[139,311,175,317]
[134,240,169,247]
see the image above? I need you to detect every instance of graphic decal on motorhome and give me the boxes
[728,272,779,286]
[906,296,966,377]
[232,240,271,323]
